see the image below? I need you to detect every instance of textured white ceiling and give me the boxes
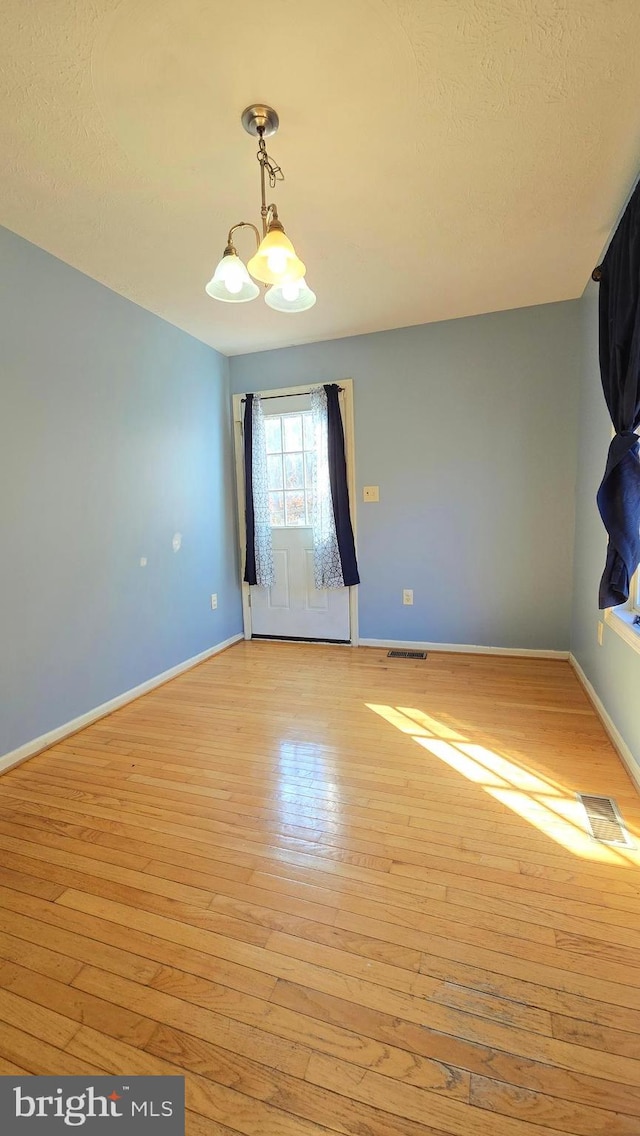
[2,1,640,356]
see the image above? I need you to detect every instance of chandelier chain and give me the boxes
[257,132,284,189]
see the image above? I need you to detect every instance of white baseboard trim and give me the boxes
[0,633,243,777]
[359,638,569,659]
[569,653,640,794]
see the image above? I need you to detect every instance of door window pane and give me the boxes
[268,492,285,526]
[283,414,303,452]
[267,453,283,490]
[285,491,306,525]
[265,417,282,454]
[263,411,317,529]
[284,452,304,489]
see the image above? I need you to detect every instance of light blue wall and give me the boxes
[570,281,640,766]
[1,221,599,761]
[0,226,242,758]
[230,302,581,649]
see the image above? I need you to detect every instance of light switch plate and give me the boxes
[363,486,379,502]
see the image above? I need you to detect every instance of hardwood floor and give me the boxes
[1,641,639,1135]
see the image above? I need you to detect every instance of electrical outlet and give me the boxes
[210,594,218,610]
[139,557,147,567]
[363,486,379,502]
[403,589,413,606]
[597,621,604,646]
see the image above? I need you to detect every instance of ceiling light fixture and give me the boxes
[206,105,316,313]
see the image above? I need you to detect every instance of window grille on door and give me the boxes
[264,412,317,527]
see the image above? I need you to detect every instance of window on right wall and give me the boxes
[627,435,640,621]
[602,421,640,643]
[632,431,640,620]
[632,568,640,619]
[605,554,640,651]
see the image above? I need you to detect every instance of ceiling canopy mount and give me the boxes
[240,103,280,139]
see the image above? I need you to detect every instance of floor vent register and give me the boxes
[578,794,632,847]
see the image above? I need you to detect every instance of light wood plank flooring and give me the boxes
[1,641,639,1136]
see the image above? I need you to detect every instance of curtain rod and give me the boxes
[240,386,344,404]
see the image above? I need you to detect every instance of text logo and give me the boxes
[0,1077,184,1134]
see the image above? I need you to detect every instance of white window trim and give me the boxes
[605,605,640,653]
[604,571,640,656]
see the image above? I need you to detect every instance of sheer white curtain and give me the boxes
[249,395,275,587]
[310,386,344,588]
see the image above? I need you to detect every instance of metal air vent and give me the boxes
[387,650,428,660]
[578,794,632,847]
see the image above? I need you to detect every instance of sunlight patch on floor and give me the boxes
[366,703,638,865]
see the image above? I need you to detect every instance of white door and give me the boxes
[244,393,351,642]
[251,525,350,640]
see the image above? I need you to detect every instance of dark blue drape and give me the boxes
[596,181,640,608]
[325,384,360,586]
[243,393,257,585]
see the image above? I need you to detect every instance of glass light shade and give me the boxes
[205,253,260,302]
[247,228,306,285]
[264,277,317,312]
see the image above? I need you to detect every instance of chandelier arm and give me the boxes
[226,221,261,251]
[263,204,285,236]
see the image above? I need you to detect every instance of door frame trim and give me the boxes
[232,379,359,646]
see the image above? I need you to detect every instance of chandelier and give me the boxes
[205,105,316,313]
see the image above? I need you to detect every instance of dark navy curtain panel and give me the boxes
[596,180,640,608]
[243,393,257,585]
[325,384,360,586]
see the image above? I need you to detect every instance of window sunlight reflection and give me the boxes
[414,737,508,787]
[485,787,614,859]
[366,704,432,736]
[365,703,639,865]
[396,707,465,741]
[455,743,563,796]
